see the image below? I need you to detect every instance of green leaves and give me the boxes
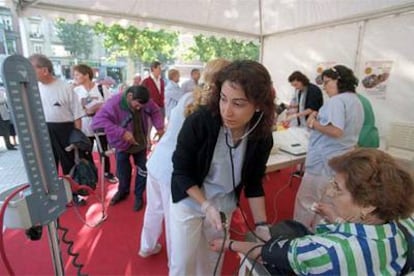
[93,23,178,65]
[186,34,260,62]
[54,20,258,66]
[55,18,94,59]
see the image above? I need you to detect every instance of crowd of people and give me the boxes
[2,53,412,275]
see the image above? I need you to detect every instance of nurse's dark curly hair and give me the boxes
[209,60,275,139]
[322,65,358,93]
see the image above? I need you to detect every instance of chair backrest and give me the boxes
[387,122,414,151]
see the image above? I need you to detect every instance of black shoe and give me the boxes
[133,198,143,211]
[6,145,17,150]
[110,191,128,206]
[104,172,118,183]
[292,170,304,178]
[73,195,87,206]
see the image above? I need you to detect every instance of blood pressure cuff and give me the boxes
[261,220,312,275]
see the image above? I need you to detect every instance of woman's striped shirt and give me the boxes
[288,217,414,275]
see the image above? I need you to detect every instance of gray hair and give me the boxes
[29,54,54,75]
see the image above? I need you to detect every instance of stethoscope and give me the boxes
[224,111,264,150]
[223,110,268,243]
[224,111,264,190]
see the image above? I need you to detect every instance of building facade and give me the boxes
[0,6,21,57]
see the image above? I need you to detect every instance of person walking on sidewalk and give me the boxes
[0,85,17,150]
[92,85,164,211]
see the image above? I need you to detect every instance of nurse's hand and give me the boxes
[209,239,227,252]
[201,201,222,231]
[255,225,271,242]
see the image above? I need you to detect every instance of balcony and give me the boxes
[29,33,44,40]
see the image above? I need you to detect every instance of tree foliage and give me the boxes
[93,23,179,65]
[55,18,94,59]
[186,35,260,62]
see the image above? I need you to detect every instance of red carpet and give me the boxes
[1,157,300,275]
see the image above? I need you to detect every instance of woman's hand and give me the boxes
[209,238,227,252]
[306,111,318,129]
[285,113,298,122]
[255,225,271,242]
[85,102,103,115]
[313,202,339,223]
[202,201,223,231]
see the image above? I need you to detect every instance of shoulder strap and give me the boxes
[397,221,414,275]
[97,84,104,98]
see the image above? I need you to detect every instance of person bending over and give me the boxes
[169,60,276,275]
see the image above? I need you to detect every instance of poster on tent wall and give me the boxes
[361,61,393,99]
[314,62,337,87]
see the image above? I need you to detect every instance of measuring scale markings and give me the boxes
[1,55,71,226]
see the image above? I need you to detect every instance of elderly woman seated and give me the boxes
[210,148,414,275]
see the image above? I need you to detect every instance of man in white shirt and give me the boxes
[164,68,184,120]
[29,54,84,185]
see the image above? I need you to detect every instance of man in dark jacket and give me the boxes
[92,86,164,211]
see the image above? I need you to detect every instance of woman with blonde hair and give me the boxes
[138,58,231,264]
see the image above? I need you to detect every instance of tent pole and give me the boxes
[258,0,264,63]
[354,20,367,75]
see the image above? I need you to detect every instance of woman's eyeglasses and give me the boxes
[323,79,334,86]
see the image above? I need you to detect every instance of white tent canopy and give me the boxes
[12,0,414,38]
[7,0,414,137]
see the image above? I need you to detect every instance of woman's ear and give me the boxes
[362,205,377,217]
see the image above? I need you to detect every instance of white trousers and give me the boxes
[140,173,172,261]
[168,200,233,276]
[293,172,330,230]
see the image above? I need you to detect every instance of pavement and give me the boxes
[0,140,27,194]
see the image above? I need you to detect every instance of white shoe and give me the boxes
[138,243,162,258]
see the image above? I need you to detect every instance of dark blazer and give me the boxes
[171,107,273,203]
[304,83,323,114]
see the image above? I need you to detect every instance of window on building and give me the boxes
[33,43,43,54]
[51,44,70,57]
[29,22,41,38]
[0,42,6,55]
[1,17,13,31]
[6,40,16,54]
